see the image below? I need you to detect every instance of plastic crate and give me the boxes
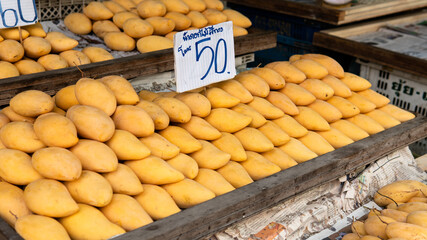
[358,59,427,155]
[37,0,87,21]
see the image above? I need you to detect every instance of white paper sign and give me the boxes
[174,21,236,92]
[0,0,38,28]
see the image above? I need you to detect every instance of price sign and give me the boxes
[174,21,236,92]
[0,0,38,28]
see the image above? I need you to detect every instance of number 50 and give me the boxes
[195,37,228,81]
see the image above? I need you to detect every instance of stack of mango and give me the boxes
[0,53,416,240]
[342,180,427,240]
[0,23,115,79]
[64,0,252,53]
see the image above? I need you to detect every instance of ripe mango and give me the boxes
[22,22,46,37]
[347,114,385,135]
[93,20,121,39]
[179,116,221,140]
[82,46,114,63]
[14,59,45,75]
[374,181,421,207]
[300,54,344,78]
[235,73,270,98]
[234,127,274,152]
[341,72,372,91]
[165,12,192,30]
[174,92,211,117]
[202,0,223,10]
[135,184,181,220]
[45,32,78,53]
[381,209,408,222]
[113,105,155,137]
[278,138,317,163]
[397,202,427,213]
[0,121,45,153]
[378,104,415,122]
[187,10,208,28]
[205,87,240,108]
[137,0,167,18]
[195,168,235,196]
[103,164,143,195]
[258,121,290,146]
[113,0,137,11]
[240,151,281,180]
[317,128,354,148]
[322,75,352,98]
[216,79,253,103]
[104,32,136,51]
[327,96,360,118]
[0,61,19,79]
[308,99,342,123]
[267,61,306,84]
[190,140,231,169]
[55,85,78,111]
[330,120,369,141]
[140,133,180,159]
[70,139,118,172]
[0,113,9,128]
[217,161,253,188]
[289,54,301,62]
[342,233,361,240]
[160,0,189,13]
[163,179,215,208]
[106,130,151,160]
[357,89,390,108]
[272,115,308,138]
[100,75,139,105]
[160,126,202,153]
[232,103,266,128]
[167,153,199,179]
[292,59,328,79]
[223,9,251,28]
[294,106,330,131]
[202,8,227,25]
[346,92,376,113]
[298,131,334,155]
[103,1,126,13]
[0,40,24,62]
[135,100,169,130]
[0,182,31,227]
[139,89,160,102]
[247,96,285,119]
[205,108,251,133]
[279,83,316,106]
[83,1,114,20]
[364,215,396,239]
[59,50,91,66]
[153,97,192,123]
[10,90,54,117]
[64,12,92,35]
[123,18,154,38]
[211,132,247,162]
[146,17,176,35]
[386,222,427,239]
[1,106,34,123]
[38,54,69,70]
[34,113,78,148]
[365,110,401,129]
[22,37,51,59]
[261,148,297,170]
[351,220,367,236]
[0,28,29,41]
[266,91,299,116]
[0,149,42,185]
[406,211,427,228]
[249,67,285,90]
[15,215,70,240]
[300,78,334,100]
[182,0,206,11]
[113,11,139,29]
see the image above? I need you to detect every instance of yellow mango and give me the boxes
[83,1,114,20]
[267,61,306,84]
[233,25,248,36]
[100,75,139,105]
[135,184,181,220]
[291,59,328,79]
[342,233,361,240]
[308,99,342,123]
[261,148,297,170]
[173,93,210,118]
[217,161,253,188]
[103,163,143,195]
[137,0,167,18]
[125,155,184,184]
[10,90,54,117]
[45,32,78,53]
[0,40,24,62]
[113,11,139,29]
[322,75,352,98]
[66,105,115,142]
[0,149,42,185]
[190,140,231,169]
[153,97,191,123]
[16,215,70,240]
[359,237,381,240]
[0,113,9,128]
[381,209,408,222]
[65,170,113,207]
[258,121,290,146]
[374,181,422,207]
[165,12,192,31]
[364,215,396,239]
[203,8,227,25]
[289,54,301,62]
[195,168,235,196]
[160,0,189,13]
[182,0,206,11]
[146,16,176,35]
[139,89,160,101]
[351,220,367,236]
[59,50,91,66]
[64,12,92,35]
[235,72,270,98]
[408,197,427,203]
[279,83,316,105]
[272,115,308,138]
[0,122,45,153]
[103,1,127,13]
[32,147,81,181]
[327,96,360,118]
[140,133,180,159]
[37,54,69,70]
[211,132,247,162]
[347,114,385,135]
[187,10,208,28]
[341,72,372,91]
[101,194,153,231]
[55,85,78,111]
[330,119,369,141]
[216,79,253,103]
[123,18,154,38]
[300,78,334,100]
[365,110,401,129]
[59,204,125,239]
[232,103,267,128]
[357,89,390,108]
[14,59,44,75]
[247,96,284,119]
[0,61,19,79]
[205,87,240,108]
[82,46,114,63]
[298,131,334,155]
[234,127,274,152]
[249,67,285,90]
[106,130,151,160]
[0,182,31,227]
[266,91,299,116]
[301,54,344,78]
[135,100,169,130]
[294,106,330,131]
[1,106,34,123]
[406,211,427,228]
[202,0,223,10]
[138,35,173,53]
[70,139,118,172]
[52,106,66,115]
[317,128,354,148]
[93,20,121,39]
[240,151,281,180]
[205,108,252,133]
[179,116,221,140]
[163,178,215,208]
[0,28,29,41]
[104,32,136,51]
[378,104,415,122]
[397,202,427,213]
[24,179,79,217]
[22,22,46,37]
[347,92,376,113]
[222,9,251,28]
[386,222,427,239]
[34,113,78,148]
[113,0,137,11]
[160,126,202,153]
[167,153,199,179]
[22,37,51,59]
[113,105,155,137]
[278,138,317,163]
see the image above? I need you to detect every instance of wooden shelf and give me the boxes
[226,0,427,25]
[0,28,276,106]
[313,10,427,81]
[1,115,426,240]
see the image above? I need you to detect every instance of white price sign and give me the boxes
[174,21,236,92]
[0,0,38,29]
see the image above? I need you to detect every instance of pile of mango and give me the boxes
[64,0,251,53]
[0,53,416,240]
[342,180,427,240]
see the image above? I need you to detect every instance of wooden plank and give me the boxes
[0,29,276,106]
[1,116,426,240]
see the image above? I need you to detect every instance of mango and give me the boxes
[83,1,114,20]
[397,202,427,213]
[64,12,92,35]
[167,153,199,179]
[0,182,31,227]
[266,91,299,116]
[113,105,155,137]
[190,140,231,169]
[308,100,342,123]
[374,181,421,207]
[100,75,139,105]
[317,128,354,148]
[298,131,334,155]
[205,108,251,133]
[0,149,42,185]
[300,78,334,100]
[160,0,189,13]
[55,85,78,111]
[249,67,285,90]
[267,61,306,83]
[173,93,210,118]
[0,113,9,128]
[258,121,290,146]
[45,32,78,53]
[357,89,390,108]
[34,113,78,148]
[66,105,115,142]
[351,220,367,236]
[0,61,19,78]
[327,96,360,118]
[272,115,308,138]
[179,116,221,140]
[93,20,121,39]
[22,37,51,59]
[406,211,427,228]
[347,114,385,135]
[182,0,206,11]
[103,1,127,13]
[330,120,369,141]
[125,156,185,184]
[322,75,352,98]
[261,148,297,170]
[202,8,227,25]
[140,133,180,159]
[365,110,401,129]
[279,83,316,106]
[139,89,161,102]
[294,106,330,131]
[123,18,154,38]
[105,32,136,51]
[341,72,372,91]
[106,130,151,160]
[235,73,270,98]
[381,209,408,222]
[216,79,253,103]
[37,54,69,70]
[0,40,24,62]
[347,92,376,113]
[146,16,176,35]
[103,164,143,195]
[408,197,427,203]
[364,215,396,239]
[113,0,137,11]
[24,179,78,217]
[59,204,125,239]
[378,104,415,122]
[163,179,215,208]
[22,22,46,37]
[1,106,34,123]
[342,233,361,240]
[70,139,118,172]
[82,46,114,63]
[153,97,192,123]
[232,103,266,128]
[0,122,45,153]
[291,59,328,79]
[386,222,427,239]
[248,96,284,119]
[300,54,344,78]
[135,184,180,219]
[165,12,192,31]
[137,0,167,18]
[32,147,81,181]
[222,9,251,28]
[59,50,91,66]
[187,10,208,28]
[202,0,223,10]
[159,126,201,153]
[113,11,139,29]
[278,138,317,163]
[130,102,166,130]
[15,215,70,240]
[234,127,274,152]
[240,151,281,180]
[10,90,53,117]
[211,132,247,162]
[0,28,29,41]
[194,168,234,196]
[217,161,253,188]
[233,25,248,37]
[205,87,240,108]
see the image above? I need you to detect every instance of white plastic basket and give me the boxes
[37,0,87,21]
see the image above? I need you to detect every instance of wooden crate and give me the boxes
[1,115,426,240]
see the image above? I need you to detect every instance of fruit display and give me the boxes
[0,53,417,240]
[0,0,252,79]
[342,180,427,240]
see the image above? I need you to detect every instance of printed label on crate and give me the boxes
[174,21,236,93]
[0,0,38,28]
